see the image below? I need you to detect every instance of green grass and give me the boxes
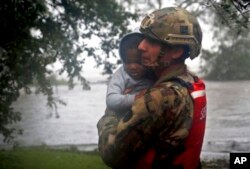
[202,159,229,169]
[0,147,111,169]
[0,147,229,169]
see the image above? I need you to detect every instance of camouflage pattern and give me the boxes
[97,65,195,168]
[140,7,202,59]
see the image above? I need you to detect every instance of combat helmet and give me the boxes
[140,7,202,59]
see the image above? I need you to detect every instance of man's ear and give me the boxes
[172,48,184,59]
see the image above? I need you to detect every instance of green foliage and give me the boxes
[200,0,250,80]
[203,31,250,80]
[176,0,250,30]
[0,0,137,142]
[0,148,110,169]
[175,0,250,80]
[208,0,249,35]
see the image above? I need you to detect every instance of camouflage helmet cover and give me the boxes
[140,7,202,59]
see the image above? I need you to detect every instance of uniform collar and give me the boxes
[155,64,187,85]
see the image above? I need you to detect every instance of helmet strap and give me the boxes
[157,45,186,68]
[157,46,171,68]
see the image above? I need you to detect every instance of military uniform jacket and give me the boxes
[97,64,207,169]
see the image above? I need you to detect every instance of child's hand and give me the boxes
[123,88,133,94]
[135,89,147,99]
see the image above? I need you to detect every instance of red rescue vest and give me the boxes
[135,78,207,169]
[173,78,207,169]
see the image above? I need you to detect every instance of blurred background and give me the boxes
[0,0,250,164]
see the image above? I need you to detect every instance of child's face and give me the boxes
[124,63,145,80]
[124,49,146,80]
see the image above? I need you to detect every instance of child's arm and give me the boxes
[106,67,135,112]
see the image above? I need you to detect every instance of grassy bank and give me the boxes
[0,147,229,169]
[0,147,110,169]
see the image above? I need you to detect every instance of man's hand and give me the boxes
[135,88,147,99]
[123,88,133,94]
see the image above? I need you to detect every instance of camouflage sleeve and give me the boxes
[116,82,191,135]
[97,108,119,167]
[97,82,193,168]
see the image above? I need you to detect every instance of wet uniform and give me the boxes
[97,65,207,169]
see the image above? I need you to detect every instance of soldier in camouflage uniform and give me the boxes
[97,7,207,169]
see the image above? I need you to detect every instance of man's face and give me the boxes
[138,37,162,68]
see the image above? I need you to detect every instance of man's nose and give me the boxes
[138,38,147,51]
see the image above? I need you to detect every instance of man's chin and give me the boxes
[142,59,151,66]
[142,61,159,69]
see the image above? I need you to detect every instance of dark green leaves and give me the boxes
[0,0,137,142]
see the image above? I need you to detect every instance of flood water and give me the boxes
[0,80,250,160]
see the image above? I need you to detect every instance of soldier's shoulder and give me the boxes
[159,80,187,89]
[157,79,190,97]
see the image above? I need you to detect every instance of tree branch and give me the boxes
[208,0,232,28]
[231,0,249,21]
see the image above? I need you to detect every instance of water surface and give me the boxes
[1,81,250,160]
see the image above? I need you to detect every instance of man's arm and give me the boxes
[98,82,193,168]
